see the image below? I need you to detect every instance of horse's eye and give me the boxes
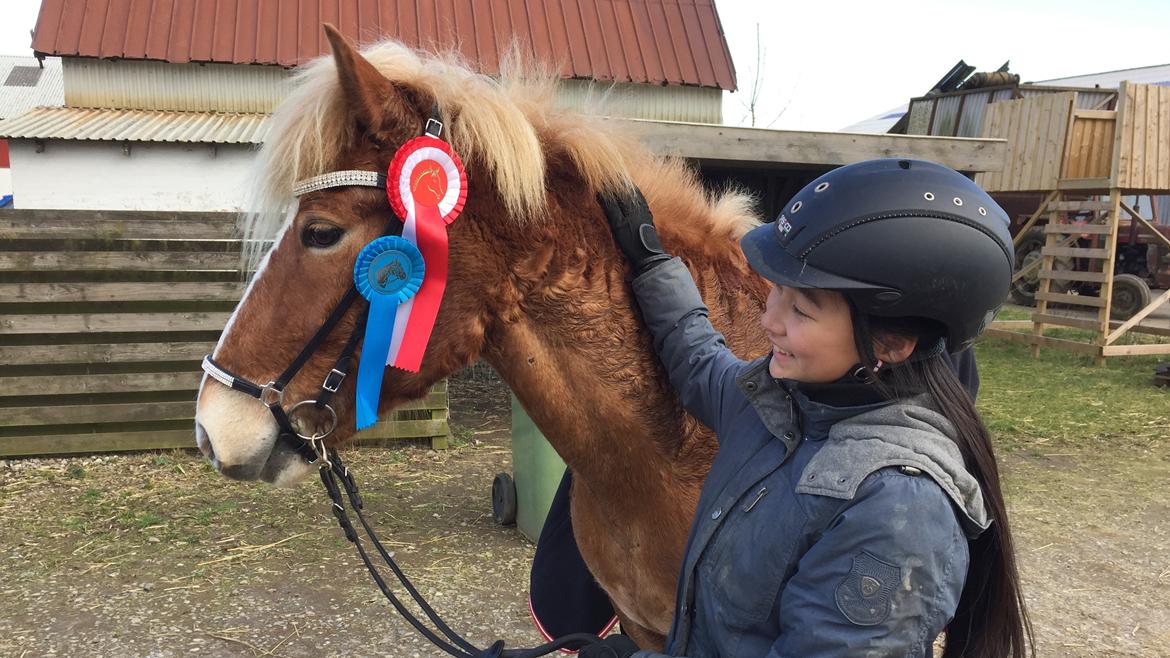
[302,223,343,249]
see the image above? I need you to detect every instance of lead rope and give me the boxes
[319,449,605,658]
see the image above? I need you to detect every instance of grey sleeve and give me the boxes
[630,257,744,433]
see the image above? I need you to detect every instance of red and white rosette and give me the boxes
[383,135,467,372]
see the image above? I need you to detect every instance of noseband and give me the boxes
[199,114,600,658]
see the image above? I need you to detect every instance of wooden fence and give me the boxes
[0,209,450,457]
[976,92,1075,193]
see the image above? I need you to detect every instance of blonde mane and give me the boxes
[243,39,756,266]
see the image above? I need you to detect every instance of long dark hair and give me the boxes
[856,314,1034,658]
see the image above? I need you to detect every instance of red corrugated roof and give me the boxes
[31,0,737,90]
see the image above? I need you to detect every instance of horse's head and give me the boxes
[195,27,536,484]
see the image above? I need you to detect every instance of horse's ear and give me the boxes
[323,23,421,135]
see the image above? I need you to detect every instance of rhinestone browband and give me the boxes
[292,170,386,197]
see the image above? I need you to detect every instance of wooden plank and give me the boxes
[0,216,239,240]
[610,119,1008,173]
[1,312,232,334]
[1035,291,1105,308]
[0,281,245,303]
[396,391,449,411]
[1058,177,1111,190]
[1017,96,1039,189]
[1039,268,1108,283]
[1119,201,1170,250]
[1102,343,1170,357]
[1063,117,1085,178]
[1043,223,1113,235]
[1130,84,1148,189]
[1111,82,1132,187]
[0,341,216,366]
[0,371,202,396]
[0,251,240,271]
[982,328,1103,355]
[1073,109,1117,120]
[1105,287,1170,344]
[987,320,1032,330]
[0,208,235,223]
[1158,86,1170,189]
[975,102,1006,190]
[0,429,195,457]
[1010,191,1058,245]
[1144,83,1159,189]
[0,393,446,428]
[355,419,449,441]
[1041,246,1110,259]
[1048,200,1113,213]
[0,401,197,426]
[1096,119,1116,178]
[1030,313,1170,338]
[1044,93,1071,187]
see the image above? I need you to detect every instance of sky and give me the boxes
[2,0,1169,131]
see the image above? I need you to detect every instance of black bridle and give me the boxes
[200,115,606,658]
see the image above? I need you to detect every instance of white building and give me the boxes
[1,0,736,212]
[0,55,63,202]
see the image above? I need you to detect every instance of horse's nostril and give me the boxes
[195,421,215,461]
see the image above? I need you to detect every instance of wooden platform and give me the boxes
[0,209,450,457]
[974,83,1170,361]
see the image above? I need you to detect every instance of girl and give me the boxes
[582,159,1033,658]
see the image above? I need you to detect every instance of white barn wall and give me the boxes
[9,141,257,211]
[0,169,11,197]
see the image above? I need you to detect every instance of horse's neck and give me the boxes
[480,244,691,485]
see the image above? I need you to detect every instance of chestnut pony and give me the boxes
[195,27,768,649]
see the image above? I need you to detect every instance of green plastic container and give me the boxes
[500,393,567,542]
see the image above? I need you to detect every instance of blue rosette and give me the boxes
[352,236,425,430]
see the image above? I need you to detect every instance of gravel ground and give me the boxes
[0,370,1167,657]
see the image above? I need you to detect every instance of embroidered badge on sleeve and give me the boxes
[834,550,901,626]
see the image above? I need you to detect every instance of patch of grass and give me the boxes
[81,488,102,502]
[975,334,1168,449]
[449,424,475,448]
[133,512,167,529]
[65,464,85,479]
[190,501,238,525]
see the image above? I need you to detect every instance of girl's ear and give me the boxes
[873,333,918,365]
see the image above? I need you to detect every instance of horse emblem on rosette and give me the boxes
[194,25,768,649]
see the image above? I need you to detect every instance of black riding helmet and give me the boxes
[740,159,1013,352]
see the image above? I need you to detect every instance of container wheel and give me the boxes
[1110,274,1151,320]
[492,472,517,526]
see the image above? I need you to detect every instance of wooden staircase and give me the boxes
[1030,192,1122,362]
[977,82,1170,362]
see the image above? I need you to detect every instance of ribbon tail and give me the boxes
[354,297,398,430]
[394,205,447,372]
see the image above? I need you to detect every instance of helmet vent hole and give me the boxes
[814,182,830,193]
[923,192,935,201]
[791,201,803,213]
[953,197,963,206]
[978,207,987,216]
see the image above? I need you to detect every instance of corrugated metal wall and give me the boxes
[61,59,721,123]
[555,80,722,123]
[64,59,294,113]
[907,86,1119,139]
